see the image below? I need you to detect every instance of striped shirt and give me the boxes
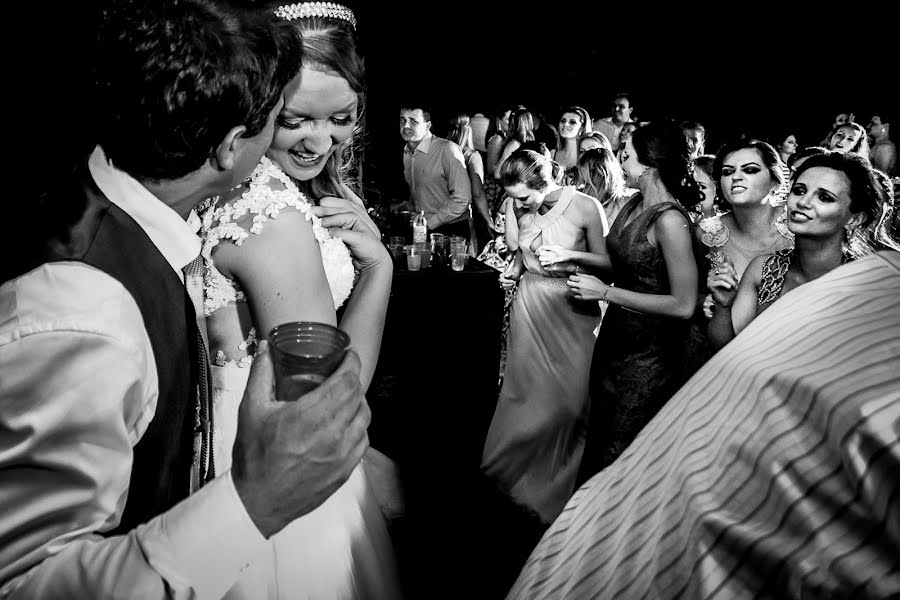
[507,250,900,599]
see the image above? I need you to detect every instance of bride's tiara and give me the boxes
[273,2,357,30]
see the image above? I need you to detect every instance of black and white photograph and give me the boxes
[1,1,898,599]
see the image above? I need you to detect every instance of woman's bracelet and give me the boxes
[600,284,611,303]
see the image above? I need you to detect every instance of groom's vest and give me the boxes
[8,160,198,534]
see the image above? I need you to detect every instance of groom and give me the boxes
[0,1,371,598]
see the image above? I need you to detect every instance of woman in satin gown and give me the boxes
[481,149,609,524]
[199,3,401,598]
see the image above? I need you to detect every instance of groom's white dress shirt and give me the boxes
[0,147,267,599]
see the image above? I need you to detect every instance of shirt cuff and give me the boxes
[137,470,267,599]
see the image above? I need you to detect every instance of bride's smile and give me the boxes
[267,66,359,181]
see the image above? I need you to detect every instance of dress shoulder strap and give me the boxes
[757,248,793,307]
[531,186,576,231]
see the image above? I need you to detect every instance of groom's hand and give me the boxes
[231,340,370,538]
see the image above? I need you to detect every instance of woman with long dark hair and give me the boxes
[701,139,795,279]
[569,120,704,483]
[493,108,536,180]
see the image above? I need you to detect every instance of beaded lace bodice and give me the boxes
[757,248,793,309]
[198,156,356,366]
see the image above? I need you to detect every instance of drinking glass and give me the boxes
[450,251,468,271]
[268,322,350,400]
[404,244,421,271]
[415,242,431,268]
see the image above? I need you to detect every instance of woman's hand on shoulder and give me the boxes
[312,196,381,239]
[313,197,389,272]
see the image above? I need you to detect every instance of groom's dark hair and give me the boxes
[94,0,301,181]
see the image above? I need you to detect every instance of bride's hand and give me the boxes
[327,227,390,272]
[313,197,381,240]
[566,273,608,301]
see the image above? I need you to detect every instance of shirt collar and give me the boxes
[88,146,202,277]
[417,132,434,154]
[405,132,434,156]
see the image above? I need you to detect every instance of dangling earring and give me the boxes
[763,186,786,207]
[841,223,858,261]
[774,204,794,243]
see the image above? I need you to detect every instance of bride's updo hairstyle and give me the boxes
[631,120,703,208]
[500,149,562,192]
[242,1,366,200]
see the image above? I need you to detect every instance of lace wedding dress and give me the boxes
[199,156,399,599]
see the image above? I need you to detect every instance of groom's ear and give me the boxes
[211,125,249,172]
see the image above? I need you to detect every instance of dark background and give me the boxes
[354,1,894,204]
[15,2,893,205]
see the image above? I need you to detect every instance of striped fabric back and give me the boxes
[508,251,900,599]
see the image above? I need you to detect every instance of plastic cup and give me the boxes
[415,242,431,268]
[388,243,405,264]
[404,244,421,271]
[268,322,350,401]
[450,252,468,271]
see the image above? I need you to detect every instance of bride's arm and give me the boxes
[215,208,337,336]
[217,205,391,392]
[313,199,393,393]
[330,234,392,392]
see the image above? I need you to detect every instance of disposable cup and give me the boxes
[268,322,350,400]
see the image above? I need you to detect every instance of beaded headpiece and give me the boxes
[273,2,357,30]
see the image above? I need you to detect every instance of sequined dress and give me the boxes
[199,156,399,600]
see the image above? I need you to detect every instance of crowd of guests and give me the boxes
[443,100,897,523]
[390,98,898,596]
[1,0,897,598]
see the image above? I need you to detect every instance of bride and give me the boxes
[199,2,400,598]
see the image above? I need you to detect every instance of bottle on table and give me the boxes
[413,210,428,245]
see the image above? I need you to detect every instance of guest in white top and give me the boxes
[0,3,370,598]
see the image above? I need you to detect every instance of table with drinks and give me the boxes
[387,232,472,272]
[368,217,504,470]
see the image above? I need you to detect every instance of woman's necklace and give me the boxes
[726,228,784,255]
